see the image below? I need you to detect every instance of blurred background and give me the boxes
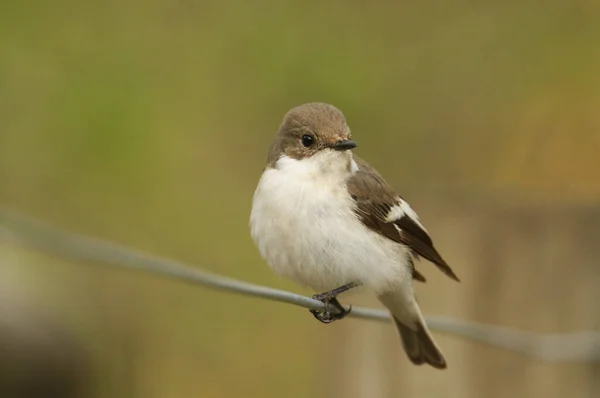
[1,0,599,397]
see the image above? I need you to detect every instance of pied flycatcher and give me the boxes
[250,102,459,369]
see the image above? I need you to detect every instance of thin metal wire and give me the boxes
[1,208,599,363]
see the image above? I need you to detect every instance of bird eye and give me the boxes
[301,135,314,147]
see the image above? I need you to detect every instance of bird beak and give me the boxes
[331,140,357,151]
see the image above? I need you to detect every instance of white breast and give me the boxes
[249,151,412,294]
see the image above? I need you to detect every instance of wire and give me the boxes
[1,208,599,363]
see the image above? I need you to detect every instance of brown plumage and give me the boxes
[347,156,459,282]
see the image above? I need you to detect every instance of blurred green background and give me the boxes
[0,1,599,397]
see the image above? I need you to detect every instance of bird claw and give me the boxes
[309,293,352,324]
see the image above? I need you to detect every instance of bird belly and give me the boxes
[250,168,412,294]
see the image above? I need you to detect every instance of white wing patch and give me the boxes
[385,198,428,232]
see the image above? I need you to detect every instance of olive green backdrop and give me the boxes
[0,1,598,397]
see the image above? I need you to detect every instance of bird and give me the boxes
[249,102,459,369]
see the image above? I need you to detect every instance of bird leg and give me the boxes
[309,282,359,324]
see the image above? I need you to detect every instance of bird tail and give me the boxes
[378,291,447,369]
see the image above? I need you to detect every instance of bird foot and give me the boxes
[309,295,352,323]
[309,284,356,324]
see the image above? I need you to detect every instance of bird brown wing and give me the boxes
[347,156,459,282]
